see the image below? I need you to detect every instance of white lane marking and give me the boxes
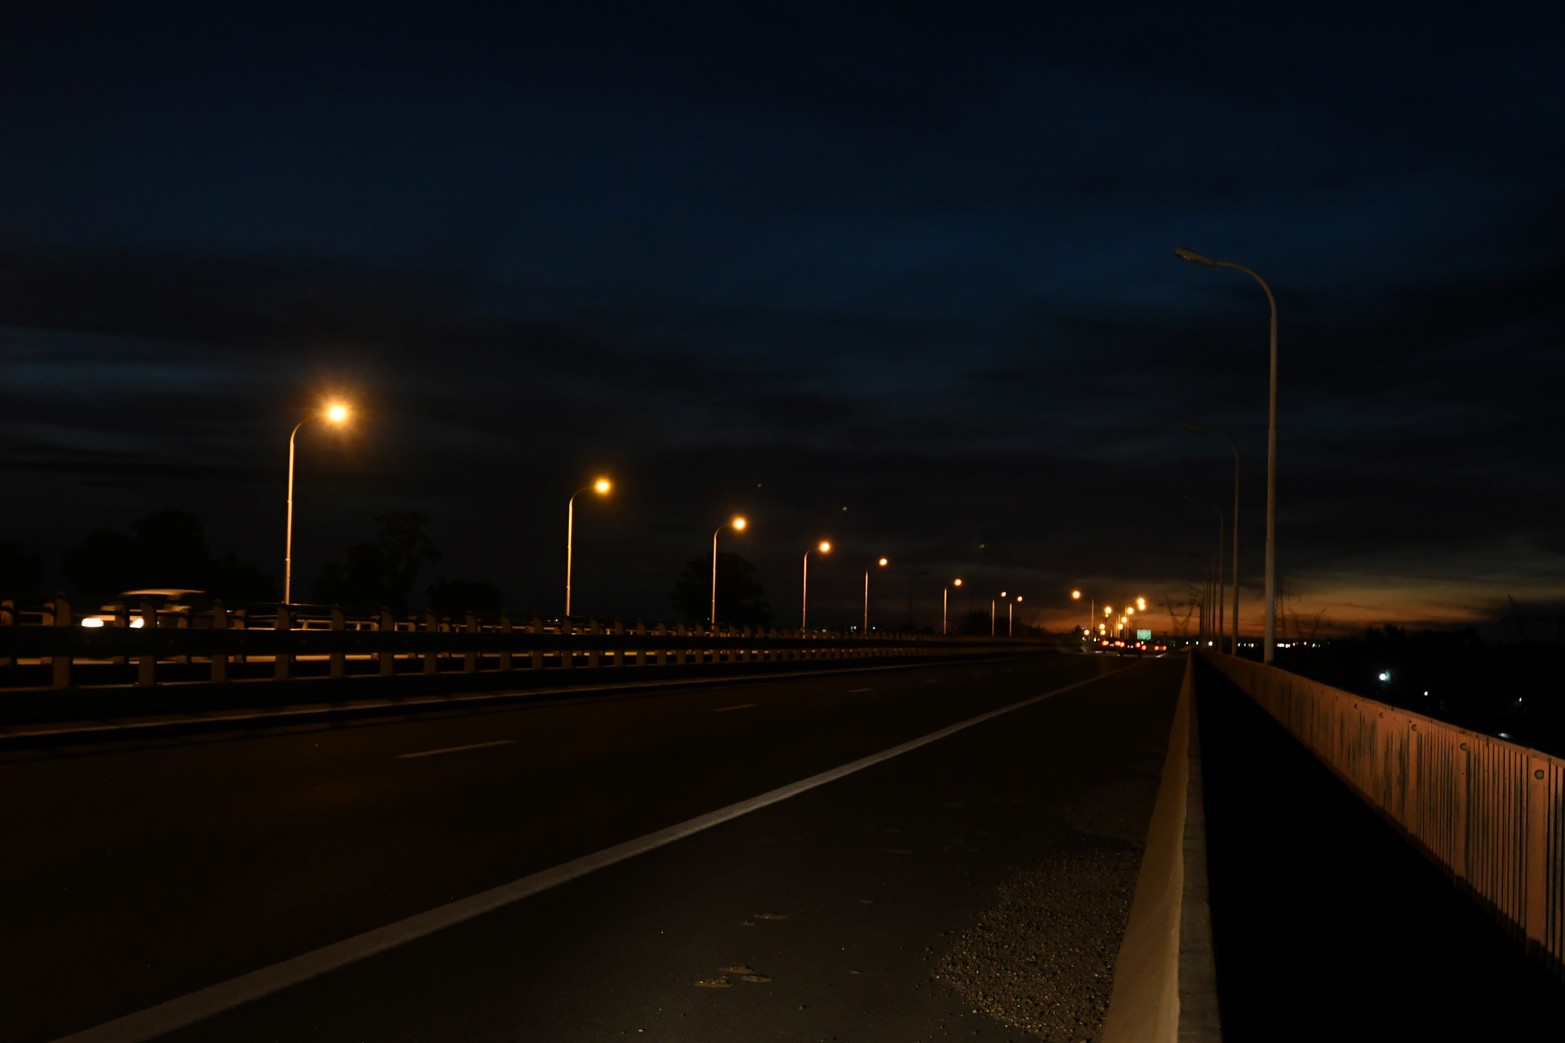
[56,673,1104,1043]
[846,687,872,693]
[712,703,758,713]
[395,740,515,760]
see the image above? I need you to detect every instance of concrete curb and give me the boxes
[1101,655,1220,1041]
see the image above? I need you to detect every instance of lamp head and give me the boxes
[817,540,832,554]
[1071,589,1081,600]
[324,402,350,425]
[593,477,612,496]
[1173,246,1217,266]
[731,516,747,532]
[877,557,888,567]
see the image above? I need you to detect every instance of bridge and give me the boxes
[2,605,1562,1040]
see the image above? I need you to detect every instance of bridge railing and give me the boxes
[1201,650,1564,983]
[0,594,1044,693]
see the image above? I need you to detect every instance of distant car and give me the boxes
[79,589,213,628]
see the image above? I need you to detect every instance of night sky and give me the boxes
[3,3,1561,637]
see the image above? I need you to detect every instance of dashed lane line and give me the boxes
[53,672,1105,1043]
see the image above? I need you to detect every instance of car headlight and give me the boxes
[130,617,145,629]
[81,617,105,628]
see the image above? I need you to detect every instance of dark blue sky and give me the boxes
[3,2,1561,635]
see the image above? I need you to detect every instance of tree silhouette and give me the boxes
[427,577,504,617]
[670,552,773,626]
[0,540,42,598]
[310,511,441,614]
[61,510,274,600]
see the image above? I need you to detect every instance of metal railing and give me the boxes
[0,595,1048,693]
[1201,650,1565,982]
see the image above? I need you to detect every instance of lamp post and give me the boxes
[1071,589,1093,642]
[1174,246,1277,662]
[1183,422,1240,653]
[943,577,962,635]
[711,515,747,626]
[1009,594,1022,637]
[1185,495,1225,650]
[565,476,612,619]
[801,540,832,630]
[863,556,888,634]
[283,401,350,605]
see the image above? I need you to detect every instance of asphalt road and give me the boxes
[2,653,1184,1042]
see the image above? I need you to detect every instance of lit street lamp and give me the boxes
[863,556,888,634]
[283,401,350,605]
[943,577,963,635]
[711,515,747,626]
[1072,588,1093,640]
[1174,246,1278,662]
[1009,594,1022,637]
[565,476,612,618]
[801,540,832,630]
[1184,422,1241,654]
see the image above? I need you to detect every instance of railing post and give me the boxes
[0,598,13,668]
[634,620,647,667]
[378,608,396,676]
[653,622,666,666]
[274,604,292,681]
[530,617,545,670]
[498,614,513,673]
[586,620,601,669]
[673,624,687,665]
[464,613,479,674]
[422,612,439,675]
[47,594,73,689]
[210,601,229,683]
[137,596,157,686]
[329,606,346,679]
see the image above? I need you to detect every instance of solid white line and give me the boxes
[395,740,515,760]
[53,673,1105,1043]
[711,703,758,713]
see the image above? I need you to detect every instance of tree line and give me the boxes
[2,509,795,625]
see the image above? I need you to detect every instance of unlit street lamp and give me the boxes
[1174,246,1278,662]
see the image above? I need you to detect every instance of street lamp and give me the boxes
[1174,245,1278,662]
[711,515,747,626]
[565,476,612,619]
[1184,422,1241,654]
[943,577,963,635]
[1185,495,1225,650]
[1071,588,1094,641]
[863,556,888,634]
[1009,594,1022,637]
[283,400,351,605]
[991,590,1006,636]
[801,540,832,630]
